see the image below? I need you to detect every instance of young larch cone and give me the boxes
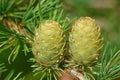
[69,17,102,65]
[32,20,65,66]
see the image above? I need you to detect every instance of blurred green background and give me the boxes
[62,0,120,49]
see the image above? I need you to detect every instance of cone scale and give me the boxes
[69,17,102,65]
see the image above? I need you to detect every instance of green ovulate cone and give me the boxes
[69,17,102,65]
[32,20,64,66]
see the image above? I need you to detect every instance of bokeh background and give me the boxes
[62,0,120,49]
